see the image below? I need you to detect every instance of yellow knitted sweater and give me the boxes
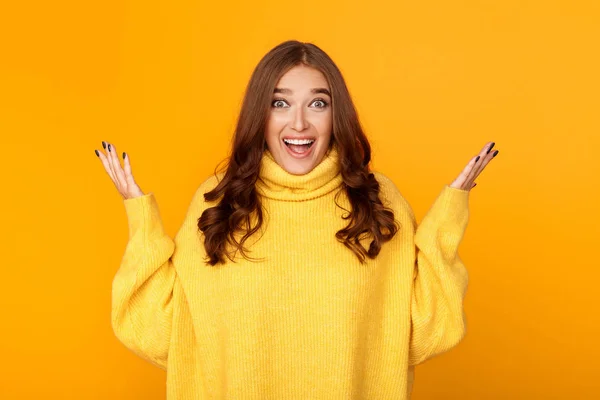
[111,146,470,399]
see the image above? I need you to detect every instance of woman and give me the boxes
[96,40,499,399]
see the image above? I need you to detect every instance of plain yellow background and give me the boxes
[1,0,599,398]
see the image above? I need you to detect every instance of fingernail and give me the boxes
[123,152,126,159]
[473,183,477,187]
[95,150,99,157]
[108,144,111,152]
[102,141,106,149]
[493,150,499,157]
[487,142,495,154]
[475,156,480,162]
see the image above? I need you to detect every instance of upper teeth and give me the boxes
[283,138,315,145]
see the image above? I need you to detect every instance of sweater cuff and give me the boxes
[123,193,168,241]
[439,184,470,221]
[415,185,470,242]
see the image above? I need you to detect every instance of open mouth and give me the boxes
[283,138,315,152]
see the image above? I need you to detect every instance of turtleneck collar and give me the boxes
[256,145,344,201]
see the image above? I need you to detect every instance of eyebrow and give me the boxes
[273,87,332,97]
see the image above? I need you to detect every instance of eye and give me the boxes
[311,98,329,108]
[272,98,289,108]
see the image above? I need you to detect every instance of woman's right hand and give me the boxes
[95,141,145,200]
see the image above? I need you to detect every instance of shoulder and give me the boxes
[197,171,225,194]
[371,171,406,207]
[186,171,226,212]
[372,171,417,225]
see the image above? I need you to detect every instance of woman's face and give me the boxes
[265,65,333,175]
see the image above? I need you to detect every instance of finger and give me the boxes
[96,148,117,184]
[473,145,498,179]
[110,143,128,185]
[467,141,496,182]
[457,154,480,188]
[105,142,118,186]
[107,142,128,189]
[122,151,136,185]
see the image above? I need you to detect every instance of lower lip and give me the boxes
[283,140,316,159]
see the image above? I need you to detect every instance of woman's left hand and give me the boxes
[449,141,499,191]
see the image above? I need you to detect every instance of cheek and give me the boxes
[265,116,283,141]
[315,113,333,137]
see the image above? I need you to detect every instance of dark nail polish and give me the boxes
[475,156,480,162]
[95,149,99,157]
[493,150,499,157]
[487,142,495,154]
[123,152,126,159]
[102,141,106,149]
[108,144,111,152]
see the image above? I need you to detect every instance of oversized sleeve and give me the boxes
[110,182,210,370]
[404,184,471,366]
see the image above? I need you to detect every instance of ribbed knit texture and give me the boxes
[111,145,471,399]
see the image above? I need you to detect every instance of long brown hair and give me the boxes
[198,40,399,266]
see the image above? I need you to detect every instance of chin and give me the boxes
[275,139,327,175]
[283,161,317,175]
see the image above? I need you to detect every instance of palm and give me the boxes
[95,141,145,200]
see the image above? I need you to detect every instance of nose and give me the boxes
[291,106,309,132]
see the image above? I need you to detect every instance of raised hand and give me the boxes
[450,141,499,191]
[95,141,145,200]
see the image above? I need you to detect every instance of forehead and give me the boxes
[276,65,329,91]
